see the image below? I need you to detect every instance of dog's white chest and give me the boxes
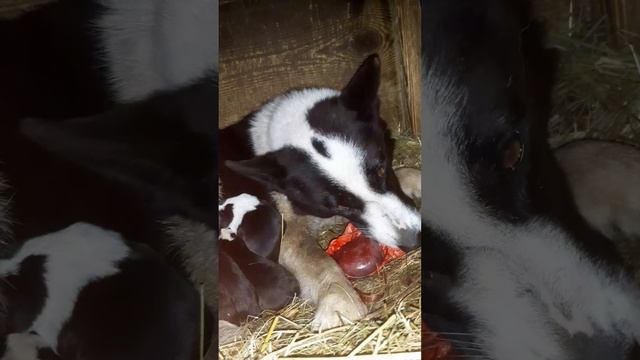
[454,222,640,360]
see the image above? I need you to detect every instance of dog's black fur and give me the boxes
[421,0,640,358]
[0,1,217,357]
[220,55,419,250]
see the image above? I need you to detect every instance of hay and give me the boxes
[392,135,422,170]
[536,1,640,148]
[218,249,421,360]
[548,31,640,147]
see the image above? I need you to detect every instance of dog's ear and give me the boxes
[340,54,380,113]
[225,153,286,191]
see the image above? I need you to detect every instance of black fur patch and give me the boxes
[311,138,329,158]
[57,245,198,360]
[2,255,48,334]
[225,146,366,221]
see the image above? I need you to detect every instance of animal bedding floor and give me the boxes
[217,249,421,360]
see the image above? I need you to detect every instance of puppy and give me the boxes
[218,193,299,327]
[0,223,198,360]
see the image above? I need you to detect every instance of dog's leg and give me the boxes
[217,320,241,347]
[1,333,43,360]
[273,195,367,331]
[395,167,421,203]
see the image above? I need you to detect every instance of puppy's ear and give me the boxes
[340,54,380,113]
[225,153,286,191]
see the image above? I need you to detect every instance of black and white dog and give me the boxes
[0,0,218,358]
[421,0,640,359]
[0,222,198,360]
[0,0,217,120]
[219,55,421,330]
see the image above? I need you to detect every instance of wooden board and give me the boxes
[0,0,55,20]
[219,0,420,136]
[608,0,640,47]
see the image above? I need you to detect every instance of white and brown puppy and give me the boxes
[218,193,298,327]
[220,55,421,330]
[0,223,198,360]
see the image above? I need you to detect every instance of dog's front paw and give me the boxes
[395,167,421,202]
[312,282,367,331]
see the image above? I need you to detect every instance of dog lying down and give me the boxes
[217,166,420,338]
[219,54,421,331]
[0,223,198,360]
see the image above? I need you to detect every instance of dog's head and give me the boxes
[421,0,557,228]
[226,55,420,250]
[421,0,640,358]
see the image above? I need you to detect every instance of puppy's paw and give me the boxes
[311,282,367,331]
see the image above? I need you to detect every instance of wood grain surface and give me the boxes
[219,0,420,136]
[0,0,55,20]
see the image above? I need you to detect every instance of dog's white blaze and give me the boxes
[249,88,420,247]
[0,223,129,350]
[97,0,218,102]
[422,71,640,359]
[218,193,260,241]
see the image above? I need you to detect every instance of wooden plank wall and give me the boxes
[608,0,640,47]
[219,0,421,136]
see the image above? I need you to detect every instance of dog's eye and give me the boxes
[502,133,524,170]
[376,167,385,177]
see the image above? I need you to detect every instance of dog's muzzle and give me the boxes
[397,227,421,252]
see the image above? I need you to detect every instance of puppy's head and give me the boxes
[227,55,420,250]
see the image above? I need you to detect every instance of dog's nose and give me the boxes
[398,227,421,252]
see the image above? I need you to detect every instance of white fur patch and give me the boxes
[219,193,260,241]
[1,333,42,360]
[97,0,218,102]
[249,89,421,248]
[422,71,640,359]
[0,223,130,350]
